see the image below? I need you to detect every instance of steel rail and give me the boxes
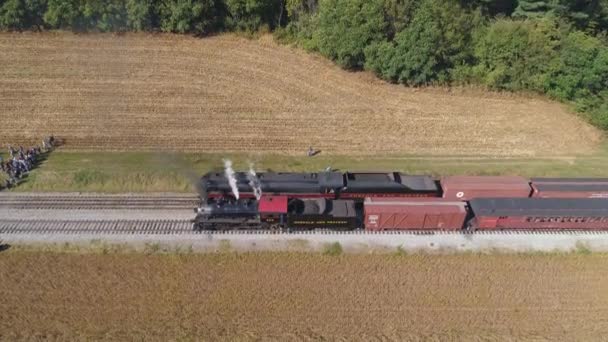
[0,195,199,210]
[2,219,608,235]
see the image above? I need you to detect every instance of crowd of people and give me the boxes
[0,136,56,190]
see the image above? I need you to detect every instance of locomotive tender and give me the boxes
[194,172,608,231]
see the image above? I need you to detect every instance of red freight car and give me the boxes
[364,198,467,231]
[441,176,531,201]
[531,178,608,198]
[468,198,608,230]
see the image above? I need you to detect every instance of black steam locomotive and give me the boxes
[194,196,361,231]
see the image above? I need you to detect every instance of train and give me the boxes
[193,172,608,231]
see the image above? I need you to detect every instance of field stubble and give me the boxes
[1,251,608,340]
[0,32,601,156]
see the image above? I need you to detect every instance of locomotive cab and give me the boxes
[258,196,288,229]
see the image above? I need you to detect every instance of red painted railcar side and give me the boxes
[531,178,608,198]
[472,216,608,230]
[441,176,531,201]
[364,198,467,231]
[469,198,608,231]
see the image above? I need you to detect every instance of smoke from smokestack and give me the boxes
[247,163,262,200]
[223,159,239,200]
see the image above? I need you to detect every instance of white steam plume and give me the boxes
[247,163,262,200]
[223,159,239,200]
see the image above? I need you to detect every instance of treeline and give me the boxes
[0,0,283,33]
[1,0,607,129]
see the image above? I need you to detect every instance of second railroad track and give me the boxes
[0,194,200,210]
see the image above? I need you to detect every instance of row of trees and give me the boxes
[0,0,283,33]
[1,0,607,128]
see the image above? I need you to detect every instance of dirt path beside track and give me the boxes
[1,252,607,340]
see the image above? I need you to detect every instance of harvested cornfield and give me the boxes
[1,251,607,340]
[0,32,601,156]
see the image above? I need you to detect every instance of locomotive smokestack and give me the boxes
[247,163,262,200]
[223,159,240,200]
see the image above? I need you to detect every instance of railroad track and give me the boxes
[2,219,608,235]
[0,194,199,210]
[0,220,194,234]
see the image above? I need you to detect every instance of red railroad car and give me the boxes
[364,198,467,231]
[468,198,608,230]
[531,178,608,198]
[441,176,531,200]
